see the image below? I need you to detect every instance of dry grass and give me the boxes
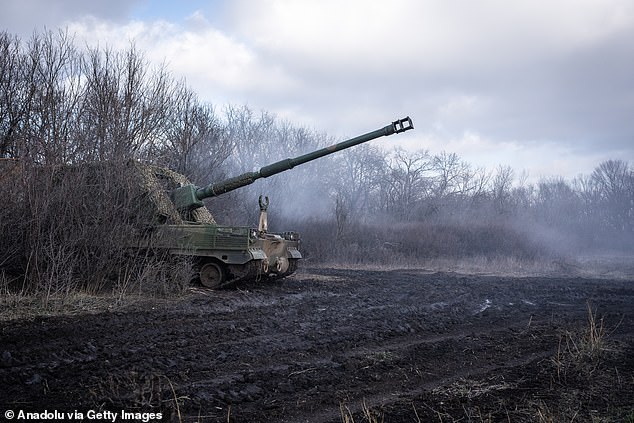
[551,301,613,383]
[432,378,514,400]
[313,253,634,280]
[339,399,384,423]
[0,288,193,322]
[89,371,186,420]
[1,161,195,309]
[338,301,629,423]
[532,400,579,423]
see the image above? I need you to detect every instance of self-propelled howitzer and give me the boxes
[160,117,413,288]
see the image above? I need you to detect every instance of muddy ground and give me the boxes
[1,267,633,422]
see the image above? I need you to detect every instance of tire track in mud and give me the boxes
[0,267,632,422]
[214,323,559,423]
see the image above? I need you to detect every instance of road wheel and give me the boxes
[275,256,289,274]
[199,261,225,288]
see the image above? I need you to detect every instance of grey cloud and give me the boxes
[248,17,634,162]
[0,0,140,38]
[1,0,632,177]
[223,0,634,166]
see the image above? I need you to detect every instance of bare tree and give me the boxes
[535,177,580,226]
[590,159,633,235]
[491,165,514,215]
[327,144,386,222]
[223,105,277,170]
[26,30,85,164]
[380,148,433,220]
[151,84,230,181]
[0,32,30,158]
[432,151,469,198]
[592,159,630,198]
[79,44,173,160]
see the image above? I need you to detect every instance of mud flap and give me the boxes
[249,247,267,261]
[287,247,302,259]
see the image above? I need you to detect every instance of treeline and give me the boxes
[0,30,231,296]
[218,107,633,263]
[0,30,230,174]
[1,30,633,294]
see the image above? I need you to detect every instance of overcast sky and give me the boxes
[2,0,633,181]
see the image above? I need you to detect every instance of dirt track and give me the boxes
[1,267,633,422]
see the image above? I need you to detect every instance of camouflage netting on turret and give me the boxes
[135,162,216,224]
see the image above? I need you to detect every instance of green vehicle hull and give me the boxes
[154,223,301,287]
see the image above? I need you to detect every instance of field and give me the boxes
[1,265,633,422]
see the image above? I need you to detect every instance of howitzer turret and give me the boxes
[171,117,413,213]
[157,116,414,288]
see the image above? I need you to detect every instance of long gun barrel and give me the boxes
[172,116,414,212]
